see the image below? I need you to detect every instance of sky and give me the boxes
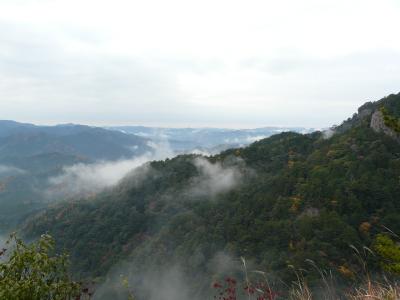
[0,0,400,128]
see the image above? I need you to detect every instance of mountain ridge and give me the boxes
[21,93,400,298]
[0,121,151,161]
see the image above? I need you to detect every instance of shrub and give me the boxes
[0,233,82,300]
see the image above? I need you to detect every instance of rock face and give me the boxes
[370,110,400,143]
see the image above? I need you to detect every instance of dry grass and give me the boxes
[287,277,400,300]
[218,242,400,300]
[289,278,313,300]
[347,280,400,300]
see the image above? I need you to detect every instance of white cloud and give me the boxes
[322,128,335,139]
[46,141,175,199]
[188,157,242,197]
[47,157,149,197]
[0,165,26,175]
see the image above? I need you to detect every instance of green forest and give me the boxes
[18,93,400,299]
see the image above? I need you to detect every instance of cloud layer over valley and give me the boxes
[45,141,175,199]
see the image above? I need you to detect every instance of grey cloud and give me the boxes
[0,21,191,123]
[2,20,400,128]
[243,50,400,75]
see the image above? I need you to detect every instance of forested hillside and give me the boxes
[0,122,151,231]
[22,94,400,298]
[0,121,150,160]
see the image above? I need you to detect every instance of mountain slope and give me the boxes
[0,152,90,229]
[22,94,400,297]
[0,121,152,231]
[0,122,150,161]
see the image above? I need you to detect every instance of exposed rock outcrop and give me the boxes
[370,110,400,143]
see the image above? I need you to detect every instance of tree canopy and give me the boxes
[0,233,81,300]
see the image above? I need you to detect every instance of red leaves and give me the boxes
[213,277,237,300]
[213,282,223,289]
[245,282,279,300]
[213,277,279,300]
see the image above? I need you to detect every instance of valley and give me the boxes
[13,94,400,299]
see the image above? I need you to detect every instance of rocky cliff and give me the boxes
[370,110,400,143]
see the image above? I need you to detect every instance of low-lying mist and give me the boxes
[45,141,176,199]
[188,157,243,197]
[0,165,26,176]
[322,128,335,139]
[93,252,249,300]
[90,157,250,300]
[28,142,254,299]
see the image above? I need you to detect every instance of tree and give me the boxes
[373,234,400,275]
[0,233,82,300]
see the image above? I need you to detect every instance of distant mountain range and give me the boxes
[0,120,151,161]
[0,121,151,230]
[0,121,311,231]
[107,125,314,153]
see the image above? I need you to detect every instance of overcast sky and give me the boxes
[0,0,399,128]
